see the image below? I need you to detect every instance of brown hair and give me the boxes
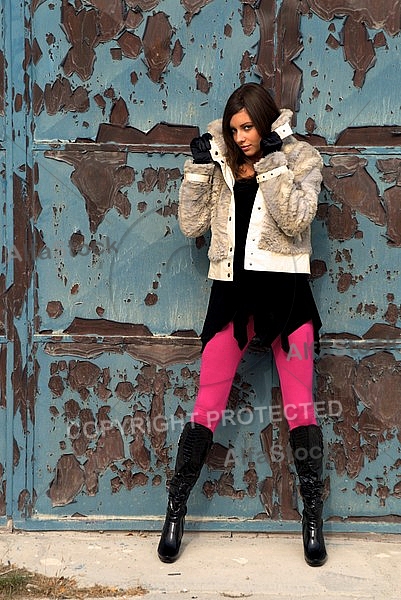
[222,83,280,179]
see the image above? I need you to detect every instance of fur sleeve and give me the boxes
[178,160,216,238]
[254,142,323,237]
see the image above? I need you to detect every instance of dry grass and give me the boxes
[0,562,148,599]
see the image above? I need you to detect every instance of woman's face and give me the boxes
[230,108,262,161]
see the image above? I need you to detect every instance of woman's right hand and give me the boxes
[190,133,213,163]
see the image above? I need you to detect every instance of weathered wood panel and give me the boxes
[1,0,401,531]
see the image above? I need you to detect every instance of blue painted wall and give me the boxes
[1,0,401,532]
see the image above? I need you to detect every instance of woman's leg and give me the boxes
[157,420,213,563]
[272,321,327,567]
[158,318,255,563]
[191,318,256,432]
[271,321,317,430]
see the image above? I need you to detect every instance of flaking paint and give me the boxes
[1,0,401,530]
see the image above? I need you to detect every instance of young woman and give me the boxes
[157,83,327,567]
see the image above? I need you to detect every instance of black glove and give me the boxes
[190,132,212,164]
[260,131,283,156]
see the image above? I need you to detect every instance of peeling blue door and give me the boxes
[0,0,6,524]
[1,0,401,532]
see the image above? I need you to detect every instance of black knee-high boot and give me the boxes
[157,422,213,563]
[289,424,327,567]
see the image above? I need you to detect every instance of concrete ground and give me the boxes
[0,528,400,599]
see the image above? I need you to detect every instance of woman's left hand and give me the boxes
[260,131,282,155]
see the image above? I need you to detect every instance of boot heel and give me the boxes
[303,518,327,566]
[157,504,186,563]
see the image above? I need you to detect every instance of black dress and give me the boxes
[200,176,322,353]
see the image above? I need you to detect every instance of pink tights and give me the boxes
[191,319,318,433]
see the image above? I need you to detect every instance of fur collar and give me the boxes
[206,108,294,161]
